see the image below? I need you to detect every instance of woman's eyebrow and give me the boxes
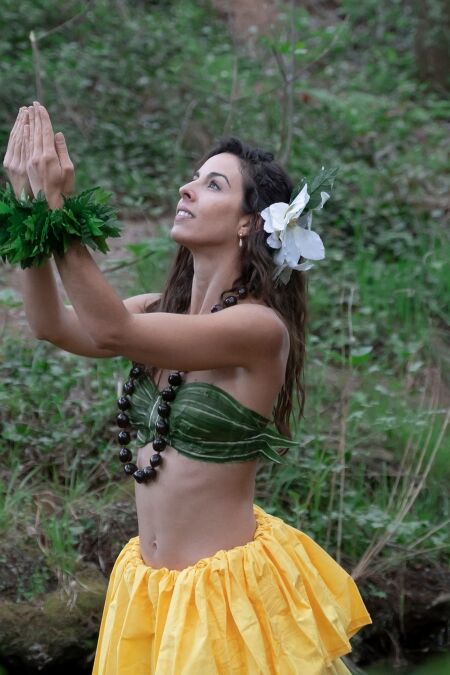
[192,171,231,187]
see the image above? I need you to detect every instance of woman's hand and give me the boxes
[27,102,75,208]
[2,107,33,199]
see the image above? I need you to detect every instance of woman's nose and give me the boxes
[179,181,195,200]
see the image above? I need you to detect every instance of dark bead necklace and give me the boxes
[115,286,248,484]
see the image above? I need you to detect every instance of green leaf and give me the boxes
[350,346,373,365]
[0,187,121,268]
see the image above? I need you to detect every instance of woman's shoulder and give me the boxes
[230,301,290,355]
[239,299,289,331]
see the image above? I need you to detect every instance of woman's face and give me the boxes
[171,152,249,250]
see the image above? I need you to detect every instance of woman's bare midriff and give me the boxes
[133,360,284,571]
[135,444,259,570]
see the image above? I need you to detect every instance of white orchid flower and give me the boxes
[261,182,325,279]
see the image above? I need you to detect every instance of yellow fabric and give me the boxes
[92,504,371,674]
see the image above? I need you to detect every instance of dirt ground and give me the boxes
[211,0,339,37]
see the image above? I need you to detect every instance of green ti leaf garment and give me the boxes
[127,375,299,463]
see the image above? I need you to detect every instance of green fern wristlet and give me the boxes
[0,184,122,268]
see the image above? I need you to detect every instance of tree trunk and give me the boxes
[411,0,450,92]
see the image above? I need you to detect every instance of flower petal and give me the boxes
[293,227,325,260]
[281,227,301,267]
[266,232,282,249]
[285,184,310,223]
[298,212,313,230]
[318,191,330,208]
[261,202,289,233]
[273,246,285,266]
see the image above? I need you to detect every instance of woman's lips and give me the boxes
[175,208,195,220]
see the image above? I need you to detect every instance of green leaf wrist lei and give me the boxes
[0,184,121,268]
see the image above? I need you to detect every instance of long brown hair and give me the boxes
[145,137,308,440]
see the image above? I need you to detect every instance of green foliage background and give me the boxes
[0,0,449,672]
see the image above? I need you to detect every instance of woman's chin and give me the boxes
[170,224,195,248]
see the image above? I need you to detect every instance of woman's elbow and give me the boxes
[91,316,133,353]
[90,328,120,353]
[32,328,56,342]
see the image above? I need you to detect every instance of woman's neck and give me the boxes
[189,249,241,315]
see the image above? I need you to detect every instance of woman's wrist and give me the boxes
[46,193,64,210]
[10,179,32,201]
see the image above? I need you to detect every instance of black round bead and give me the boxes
[130,365,143,379]
[223,294,238,307]
[153,436,167,452]
[143,465,157,480]
[161,387,176,402]
[123,380,135,395]
[237,286,248,299]
[168,372,182,387]
[123,462,138,475]
[117,396,131,411]
[119,447,132,463]
[118,430,131,445]
[211,304,222,313]
[156,418,169,435]
[150,453,162,467]
[157,402,171,418]
[116,413,130,428]
[133,469,146,484]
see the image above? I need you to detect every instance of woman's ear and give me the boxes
[238,210,260,234]
[238,223,250,239]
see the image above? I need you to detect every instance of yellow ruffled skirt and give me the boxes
[92,504,371,674]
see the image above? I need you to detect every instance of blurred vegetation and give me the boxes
[0,0,449,672]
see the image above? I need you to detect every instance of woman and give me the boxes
[4,103,371,674]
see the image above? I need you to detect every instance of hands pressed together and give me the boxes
[2,102,75,209]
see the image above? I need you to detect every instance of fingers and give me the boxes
[12,108,27,165]
[55,132,72,167]
[4,107,26,166]
[55,131,75,195]
[39,105,56,155]
[22,123,30,167]
[32,101,42,156]
[8,107,25,142]
[28,105,35,159]
[12,109,24,167]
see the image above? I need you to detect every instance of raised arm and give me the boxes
[18,260,160,358]
[3,103,158,358]
[21,104,288,371]
[53,241,288,371]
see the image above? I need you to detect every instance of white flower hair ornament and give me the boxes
[261,167,338,285]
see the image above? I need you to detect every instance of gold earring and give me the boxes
[239,236,243,248]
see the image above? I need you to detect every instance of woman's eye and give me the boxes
[208,180,220,190]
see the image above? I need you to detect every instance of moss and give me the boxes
[0,571,106,670]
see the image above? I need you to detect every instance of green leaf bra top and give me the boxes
[114,290,295,484]
[127,373,298,465]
